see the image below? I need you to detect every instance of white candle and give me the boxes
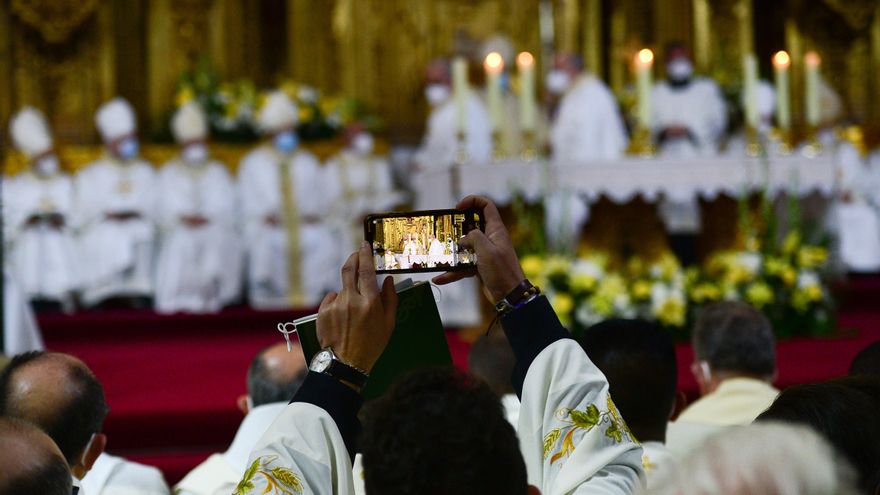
[772,50,791,130]
[634,49,654,129]
[804,51,821,127]
[517,52,536,132]
[452,57,468,135]
[743,53,758,129]
[484,52,504,132]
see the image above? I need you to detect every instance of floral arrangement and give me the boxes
[523,232,834,339]
[173,58,378,143]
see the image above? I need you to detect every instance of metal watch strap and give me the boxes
[326,359,369,389]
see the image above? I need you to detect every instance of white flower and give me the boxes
[797,271,821,289]
[737,252,763,276]
[575,304,603,328]
[571,259,605,279]
[297,85,318,104]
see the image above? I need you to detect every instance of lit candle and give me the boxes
[516,52,536,132]
[634,49,654,129]
[804,51,821,127]
[743,53,758,129]
[484,52,504,132]
[772,50,791,130]
[452,57,468,135]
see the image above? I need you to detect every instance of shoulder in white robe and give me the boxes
[80,453,170,495]
[414,91,492,168]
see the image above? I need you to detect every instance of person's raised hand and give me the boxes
[316,241,398,374]
[433,195,525,303]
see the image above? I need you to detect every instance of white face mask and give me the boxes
[425,84,451,107]
[546,70,572,95]
[182,143,208,165]
[351,133,374,156]
[667,59,694,82]
[33,155,60,177]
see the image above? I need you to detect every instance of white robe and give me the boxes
[3,267,44,354]
[550,75,629,164]
[154,159,242,314]
[833,145,880,272]
[80,453,170,495]
[2,172,79,302]
[175,402,288,495]
[232,334,643,494]
[239,147,341,309]
[414,91,492,168]
[640,441,676,491]
[73,157,157,305]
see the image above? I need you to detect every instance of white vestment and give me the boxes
[666,378,778,457]
[80,453,170,495]
[414,91,492,168]
[74,157,157,305]
[3,268,44,354]
[175,402,288,495]
[550,75,628,164]
[428,239,445,256]
[640,441,676,491]
[233,336,643,494]
[833,144,880,272]
[3,172,80,302]
[239,147,341,308]
[155,159,242,313]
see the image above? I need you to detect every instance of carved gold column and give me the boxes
[609,1,627,94]
[147,0,175,135]
[559,0,580,54]
[692,0,711,73]
[582,0,603,77]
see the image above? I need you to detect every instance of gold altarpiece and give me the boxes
[3,0,880,155]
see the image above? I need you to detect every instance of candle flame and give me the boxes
[516,51,534,68]
[637,49,654,65]
[485,52,504,72]
[804,51,821,68]
[772,50,790,68]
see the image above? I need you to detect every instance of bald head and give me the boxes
[0,351,108,465]
[0,417,72,495]
[247,342,307,407]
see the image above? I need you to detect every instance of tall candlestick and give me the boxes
[804,51,821,128]
[772,50,791,130]
[452,57,468,135]
[634,49,654,129]
[516,52,536,132]
[484,52,504,132]
[743,53,758,129]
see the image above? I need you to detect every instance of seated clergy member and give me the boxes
[757,376,880,495]
[0,417,72,495]
[175,341,307,495]
[155,102,242,314]
[666,301,779,457]
[4,107,79,311]
[74,98,156,308]
[468,328,520,429]
[232,196,644,495]
[579,319,678,489]
[239,90,341,309]
[650,422,859,495]
[0,352,170,495]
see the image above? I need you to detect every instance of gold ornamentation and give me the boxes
[543,395,636,465]
[233,456,304,495]
[10,0,100,43]
[279,152,306,307]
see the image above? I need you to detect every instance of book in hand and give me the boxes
[291,279,452,400]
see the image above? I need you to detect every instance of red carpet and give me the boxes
[38,297,880,485]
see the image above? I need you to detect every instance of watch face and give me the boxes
[311,350,333,373]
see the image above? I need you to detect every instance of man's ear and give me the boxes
[237,394,250,415]
[71,433,107,479]
[527,484,541,495]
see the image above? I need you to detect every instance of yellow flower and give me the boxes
[224,102,239,119]
[783,231,801,255]
[781,267,797,287]
[798,246,828,269]
[690,282,721,303]
[725,265,752,285]
[571,274,597,293]
[655,297,686,327]
[632,280,652,301]
[176,85,196,107]
[591,295,615,317]
[550,293,575,317]
[764,256,787,276]
[545,256,571,276]
[745,282,773,308]
[298,105,314,123]
[806,285,823,301]
[658,254,681,280]
[521,255,544,280]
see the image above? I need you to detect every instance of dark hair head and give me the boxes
[579,319,677,443]
[0,417,72,495]
[468,330,515,398]
[664,41,691,61]
[0,351,109,464]
[757,376,880,494]
[849,340,880,377]
[247,345,307,408]
[360,368,527,495]
[692,302,776,377]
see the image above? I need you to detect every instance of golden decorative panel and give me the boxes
[10,0,100,43]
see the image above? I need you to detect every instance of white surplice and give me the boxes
[80,453,170,495]
[232,338,643,494]
[550,75,629,164]
[2,171,79,302]
[414,90,492,168]
[175,402,288,495]
[73,157,157,305]
[833,144,880,272]
[154,159,242,314]
[239,147,341,309]
[3,267,44,354]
